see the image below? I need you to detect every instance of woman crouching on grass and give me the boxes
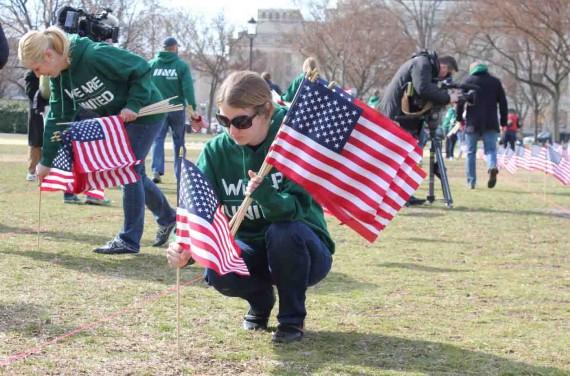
[166,71,335,343]
[18,26,177,254]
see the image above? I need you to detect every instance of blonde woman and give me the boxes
[281,56,319,102]
[18,27,176,254]
[167,71,334,344]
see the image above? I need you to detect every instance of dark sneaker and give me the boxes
[64,195,83,205]
[152,172,162,184]
[271,324,304,344]
[93,238,139,254]
[487,168,498,189]
[152,222,176,247]
[85,197,112,206]
[243,311,269,331]
[405,195,426,207]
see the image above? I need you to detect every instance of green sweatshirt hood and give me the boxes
[470,63,488,75]
[155,51,179,64]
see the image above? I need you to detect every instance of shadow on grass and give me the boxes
[311,271,377,295]
[0,249,207,287]
[0,303,73,338]
[272,330,566,375]
[497,189,570,197]
[377,262,470,273]
[0,223,112,245]
[395,237,468,245]
[451,206,570,219]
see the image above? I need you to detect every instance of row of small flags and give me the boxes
[497,144,570,185]
[42,80,426,276]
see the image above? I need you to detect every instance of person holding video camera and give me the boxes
[456,62,508,189]
[379,50,459,205]
[18,26,177,254]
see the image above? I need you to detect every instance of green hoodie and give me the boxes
[148,51,196,109]
[281,73,305,103]
[42,35,163,167]
[196,107,335,254]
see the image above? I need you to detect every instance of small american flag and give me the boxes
[40,140,75,192]
[546,145,570,185]
[176,159,249,276]
[513,145,532,171]
[265,78,425,242]
[530,145,548,173]
[69,116,139,191]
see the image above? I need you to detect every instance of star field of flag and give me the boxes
[284,79,362,153]
[179,162,218,223]
[70,118,105,142]
[52,141,73,172]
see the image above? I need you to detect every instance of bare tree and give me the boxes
[446,0,570,141]
[296,0,411,99]
[174,11,242,126]
[386,0,446,51]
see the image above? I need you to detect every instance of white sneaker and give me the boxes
[26,172,37,181]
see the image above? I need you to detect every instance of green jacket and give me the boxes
[196,107,335,254]
[42,35,163,167]
[281,73,305,102]
[148,51,196,109]
[440,107,457,134]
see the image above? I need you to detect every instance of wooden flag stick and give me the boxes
[175,146,184,356]
[176,266,181,355]
[37,188,42,251]
[229,160,274,235]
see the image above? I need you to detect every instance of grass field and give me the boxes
[0,134,569,375]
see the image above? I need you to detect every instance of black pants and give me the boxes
[446,133,458,159]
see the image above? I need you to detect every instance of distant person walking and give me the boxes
[149,37,197,184]
[457,62,508,189]
[261,71,282,95]
[502,109,520,151]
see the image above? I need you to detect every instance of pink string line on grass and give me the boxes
[0,275,203,367]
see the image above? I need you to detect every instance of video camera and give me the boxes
[441,78,478,106]
[55,6,119,43]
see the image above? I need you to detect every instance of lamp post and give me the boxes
[247,17,257,71]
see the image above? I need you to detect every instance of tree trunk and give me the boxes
[551,89,560,142]
[533,108,540,141]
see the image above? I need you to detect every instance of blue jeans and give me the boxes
[119,117,176,250]
[465,130,498,187]
[151,110,186,182]
[205,221,333,327]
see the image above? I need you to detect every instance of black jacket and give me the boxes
[457,71,508,134]
[380,53,450,124]
[0,24,8,69]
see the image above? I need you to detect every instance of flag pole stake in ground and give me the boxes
[37,188,42,251]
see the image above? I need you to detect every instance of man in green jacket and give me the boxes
[149,37,197,184]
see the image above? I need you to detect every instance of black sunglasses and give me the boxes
[215,112,258,130]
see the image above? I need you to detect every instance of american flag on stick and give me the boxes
[68,116,140,192]
[546,145,570,185]
[39,139,75,192]
[265,78,426,242]
[176,159,249,276]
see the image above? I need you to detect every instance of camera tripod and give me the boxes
[397,112,454,208]
[424,123,453,208]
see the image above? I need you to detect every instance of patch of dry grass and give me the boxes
[1,136,569,375]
